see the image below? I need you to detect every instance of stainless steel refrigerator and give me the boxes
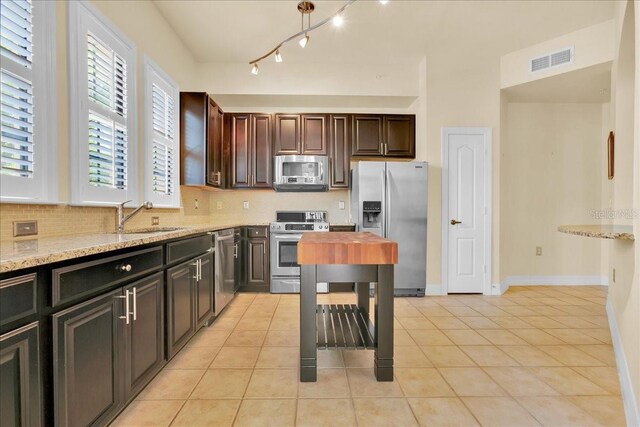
[350,161,428,296]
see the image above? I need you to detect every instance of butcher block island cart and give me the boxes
[297,232,398,382]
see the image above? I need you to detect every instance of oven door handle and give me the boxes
[272,234,303,240]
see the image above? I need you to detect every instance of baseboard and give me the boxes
[606,298,640,427]
[425,284,446,296]
[500,275,609,287]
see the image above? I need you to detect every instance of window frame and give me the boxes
[0,0,58,204]
[142,55,180,208]
[68,0,138,206]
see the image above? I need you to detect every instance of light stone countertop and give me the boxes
[558,224,635,241]
[0,223,268,273]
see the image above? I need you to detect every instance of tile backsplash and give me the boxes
[0,187,350,240]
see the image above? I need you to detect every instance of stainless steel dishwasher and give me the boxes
[214,229,236,315]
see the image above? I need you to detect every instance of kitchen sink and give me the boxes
[112,227,187,234]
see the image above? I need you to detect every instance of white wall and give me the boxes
[501,20,615,89]
[501,103,604,279]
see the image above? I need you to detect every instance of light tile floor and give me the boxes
[111,286,626,426]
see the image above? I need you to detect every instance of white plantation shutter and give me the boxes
[0,0,56,203]
[0,0,33,67]
[69,1,137,205]
[143,56,179,208]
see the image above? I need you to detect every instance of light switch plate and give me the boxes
[13,221,38,237]
[243,201,250,209]
[339,201,345,210]
[151,217,160,225]
[217,201,223,210]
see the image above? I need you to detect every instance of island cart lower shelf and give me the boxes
[317,304,375,350]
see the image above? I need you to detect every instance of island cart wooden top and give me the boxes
[297,232,398,265]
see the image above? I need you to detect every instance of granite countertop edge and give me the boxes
[0,223,268,273]
[558,224,635,241]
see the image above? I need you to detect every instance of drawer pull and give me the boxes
[120,264,132,272]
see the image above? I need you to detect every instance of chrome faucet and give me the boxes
[116,200,153,233]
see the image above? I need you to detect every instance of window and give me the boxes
[68,1,137,205]
[142,56,180,208]
[1,0,57,203]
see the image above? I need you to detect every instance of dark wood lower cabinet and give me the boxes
[238,227,269,292]
[167,251,215,357]
[0,322,41,427]
[53,290,122,427]
[53,273,167,427]
[123,274,165,398]
[196,252,214,328]
[167,260,197,358]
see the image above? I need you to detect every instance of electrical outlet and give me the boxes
[13,221,38,237]
[151,217,160,226]
[194,198,199,209]
[216,201,223,210]
[243,201,250,209]
[536,246,542,256]
[339,201,345,210]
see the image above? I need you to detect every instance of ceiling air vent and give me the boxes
[529,46,574,73]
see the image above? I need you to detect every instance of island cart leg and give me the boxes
[300,264,317,382]
[374,265,394,381]
[356,282,370,320]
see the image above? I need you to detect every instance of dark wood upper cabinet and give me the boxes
[229,113,272,189]
[252,114,273,188]
[274,114,300,155]
[329,115,350,188]
[207,98,225,186]
[301,114,327,155]
[351,115,384,156]
[229,114,251,188]
[351,114,415,158]
[384,115,415,158]
[180,92,225,187]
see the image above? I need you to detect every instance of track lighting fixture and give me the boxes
[248,0,358,74]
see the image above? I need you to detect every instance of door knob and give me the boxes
[450,219,462,225]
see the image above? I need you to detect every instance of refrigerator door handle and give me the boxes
[386,170,391,238]
[380,170,386,237]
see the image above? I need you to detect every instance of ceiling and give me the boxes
[153,0,615,66]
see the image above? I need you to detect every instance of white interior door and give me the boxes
[443,128,491,294]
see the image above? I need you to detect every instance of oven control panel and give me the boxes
[270,222,329,232]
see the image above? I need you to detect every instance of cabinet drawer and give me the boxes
[247,226,268,238]
[166,234,212,265]
[52,247,163,307]
[0,273,37,327]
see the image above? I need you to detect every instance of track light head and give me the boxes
[275,50,283,63]
[379,0,389,4]
[251,63,259,75]
[333,14,343,26]
[299,34,309,48]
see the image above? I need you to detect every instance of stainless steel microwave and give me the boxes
[273,155,329,192]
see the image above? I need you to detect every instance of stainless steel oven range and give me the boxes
[270,211,329,293]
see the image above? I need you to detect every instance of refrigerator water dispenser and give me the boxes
[362,201,382,228]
